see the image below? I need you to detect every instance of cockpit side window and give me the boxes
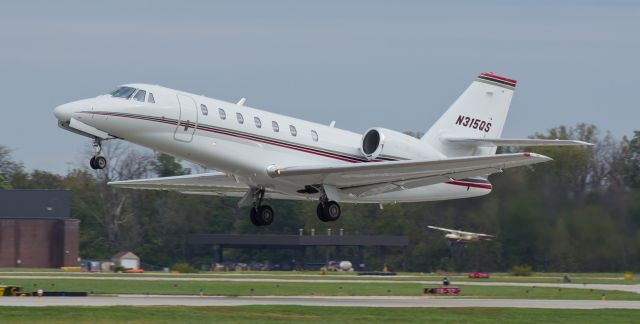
[133,90,146,102]
[110,86,137,99]
[148,93,155,103]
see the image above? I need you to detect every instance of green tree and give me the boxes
[0,145,24,185]
[153,153,191,177]
[622,131,640,188]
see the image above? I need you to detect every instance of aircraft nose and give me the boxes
[53,102,78,122]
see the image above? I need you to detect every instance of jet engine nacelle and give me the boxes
[360,127,441,161]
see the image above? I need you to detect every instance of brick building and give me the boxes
[0,190,79,268]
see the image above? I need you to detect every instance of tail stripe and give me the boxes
[477,72,516,89]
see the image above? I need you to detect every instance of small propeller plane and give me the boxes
[428,225,494,242]
[53,72,591,226]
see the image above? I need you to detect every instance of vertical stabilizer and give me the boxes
[422,72,517,157]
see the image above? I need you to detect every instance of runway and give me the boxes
[1,275,637,294]
[1,295,640,309]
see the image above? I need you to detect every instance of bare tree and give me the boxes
[82,141,155,251]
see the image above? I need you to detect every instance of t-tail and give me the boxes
[422,72,517,157]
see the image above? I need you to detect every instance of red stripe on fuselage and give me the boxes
[446,181,492,190]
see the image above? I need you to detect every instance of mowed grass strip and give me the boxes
[0,270,636,285]
[2,278,638,300]
[2,305,640,323]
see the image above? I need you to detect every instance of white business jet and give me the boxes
[53,72,590,226]
[428,226,494,242]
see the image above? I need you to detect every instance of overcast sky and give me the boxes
[1,0,638,174]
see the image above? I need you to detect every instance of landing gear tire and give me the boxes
[250,205,274,226]
[317,201,341,222]
[257,205,274,226]
[317,203,328,222]
[249,208,261,226]
[90,156,107,170]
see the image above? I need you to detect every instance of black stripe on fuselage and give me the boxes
[82,111,399,163]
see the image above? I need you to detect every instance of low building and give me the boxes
[111,251,140,270]
[0,190,79,268]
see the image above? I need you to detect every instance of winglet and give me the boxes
[237,97,246,106]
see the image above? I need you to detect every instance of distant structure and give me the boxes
[187,232,409,271]
[0,190,79,268]
[111,251,140,270]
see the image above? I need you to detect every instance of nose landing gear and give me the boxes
[89,138,107,170]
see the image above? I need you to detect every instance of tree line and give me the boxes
[1,123,639,272]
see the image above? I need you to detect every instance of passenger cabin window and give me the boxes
[200,104,208,116]
[148,93,155,103]
[272,121,279,132]
[218,108,226,120]
[254,117,262,128]
[289,125,297,136]
[236,112,244,124]
[110,86,137,99]
[311,130,319,142]
[133,90,146,102]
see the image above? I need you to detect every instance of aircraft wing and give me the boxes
[444,137,592,147]
[108,172,305,201]
[268,152,551,197]
[108,172,248,197]
[427,226,456,234]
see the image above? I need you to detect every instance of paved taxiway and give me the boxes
[1,295,640,309]
[1,275,637,294]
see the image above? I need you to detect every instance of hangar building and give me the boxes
[0,190,79,268]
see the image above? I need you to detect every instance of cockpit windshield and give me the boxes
[110,86,137,99]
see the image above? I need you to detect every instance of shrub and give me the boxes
[112,266,126,273]
[511,265,532,276]
[171,262,198,273]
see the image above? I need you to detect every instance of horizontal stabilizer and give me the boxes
[443,137,593,147]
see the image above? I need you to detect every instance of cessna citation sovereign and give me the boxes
[53,72,590,226]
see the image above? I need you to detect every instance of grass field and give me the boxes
[0,270,637,285]
[2,305,640,323]
[1,278,637,300]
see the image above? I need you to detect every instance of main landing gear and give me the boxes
[316,190,341,222]
[244,186,341,226]
[89,139,107,170]
[249,188,274,226]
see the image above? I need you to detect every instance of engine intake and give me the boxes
[360,127,441,161]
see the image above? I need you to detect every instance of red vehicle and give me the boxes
[425,287,460,295]
[468,272,490,279]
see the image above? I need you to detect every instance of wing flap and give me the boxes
[444,137,593,147]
